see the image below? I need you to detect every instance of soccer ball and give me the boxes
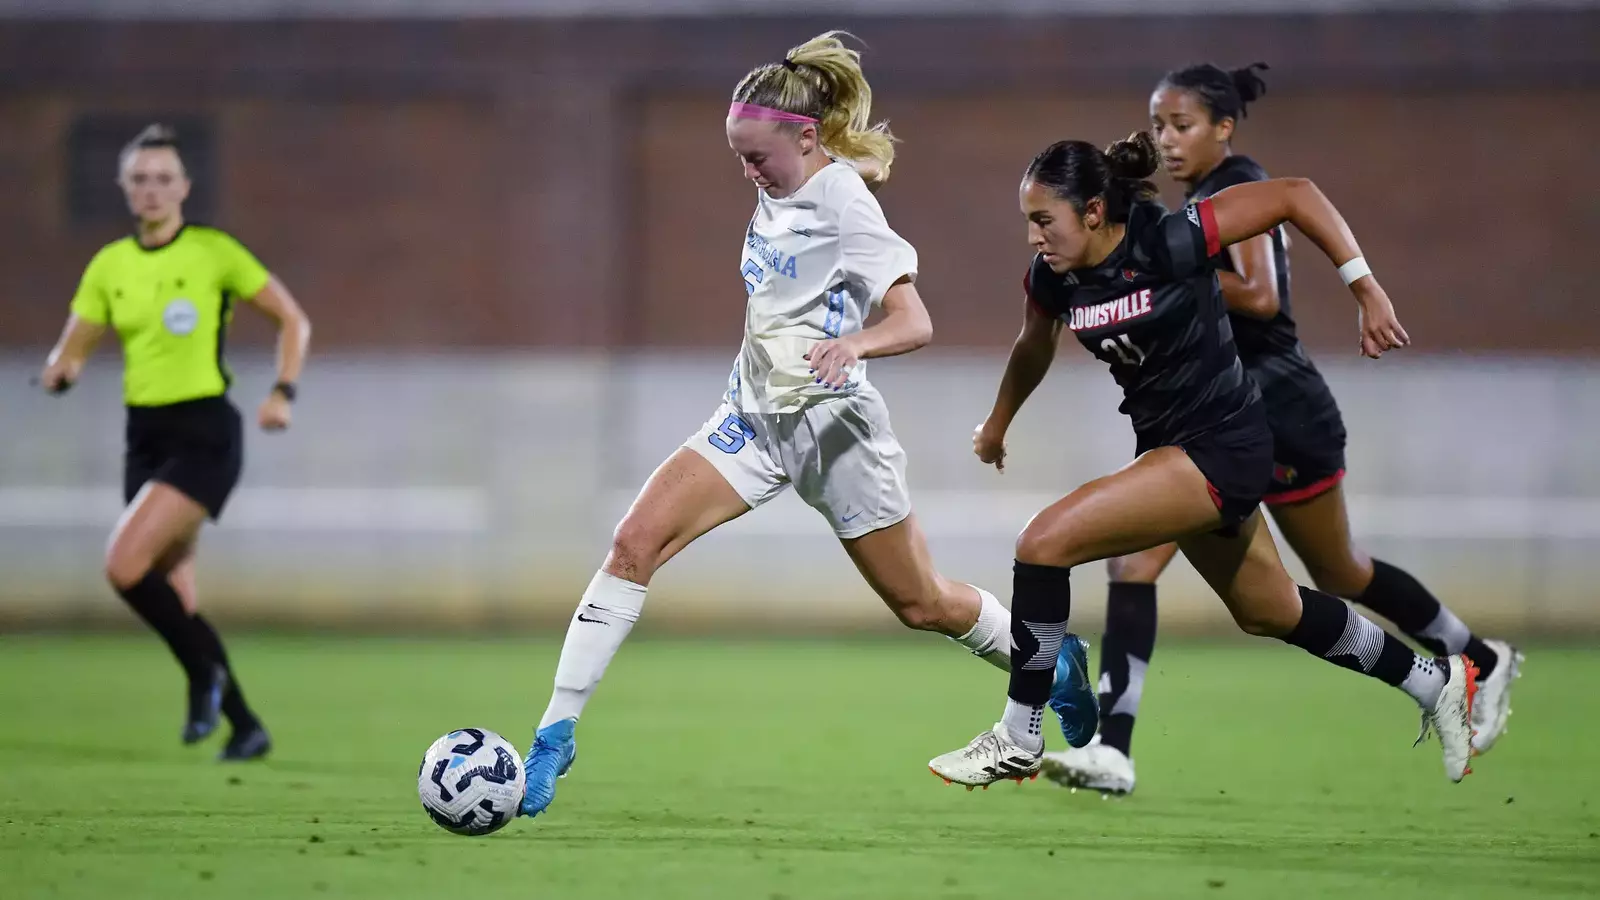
[417,728,525,836]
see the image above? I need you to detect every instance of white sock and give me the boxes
[538,571,647,729]
[1400,655,1448,711]
[1419,607,1472,656]
[952,586,1012,672]
[1000,699,1045,755]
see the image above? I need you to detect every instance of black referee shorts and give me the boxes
[124,396,244,520]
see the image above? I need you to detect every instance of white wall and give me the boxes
[1,351,1594,634]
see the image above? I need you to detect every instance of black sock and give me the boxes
[1097,582,1157,757]
[1282,587,1414,687]
[1008,561,1073,706]
[116,571,214,683]
[1461,636,1499,680]
[1356,560,1496,677]
[190,613,259,729]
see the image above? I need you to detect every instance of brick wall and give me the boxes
[2,13,1595,352]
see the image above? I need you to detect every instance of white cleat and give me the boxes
[1040,736,1136,795]
[1417,654,1478,782]
[1470,640,1523,755]
[928,723,1042,788]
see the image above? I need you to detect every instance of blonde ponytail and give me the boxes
[730,31,897,185]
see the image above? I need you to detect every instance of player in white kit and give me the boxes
[517,31,1098,820]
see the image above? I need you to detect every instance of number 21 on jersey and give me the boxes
[1101,334,1146,366]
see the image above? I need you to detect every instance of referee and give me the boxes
[39,124,311,761]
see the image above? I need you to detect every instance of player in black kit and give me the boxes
[1042,64,1522,795]
[926,129,1480,788]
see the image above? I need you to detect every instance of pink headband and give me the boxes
[728,102,818,124]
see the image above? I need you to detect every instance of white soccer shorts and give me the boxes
[684,384,912,539]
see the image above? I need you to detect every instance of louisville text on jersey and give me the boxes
[1067,289,1154,332]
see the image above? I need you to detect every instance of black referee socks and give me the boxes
[116,571,216,686]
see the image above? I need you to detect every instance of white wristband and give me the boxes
[1338,256,1372,286]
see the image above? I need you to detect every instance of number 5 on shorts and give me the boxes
[707,413,757,454]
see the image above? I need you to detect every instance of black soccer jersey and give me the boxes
[1189,156,1338,428]
[1026,199,1261,451]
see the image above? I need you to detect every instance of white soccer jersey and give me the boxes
[727,161,918,414]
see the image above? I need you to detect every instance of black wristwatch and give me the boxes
[271,381,298,403]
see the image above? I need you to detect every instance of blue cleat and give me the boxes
[182,664,229,745]
[520,718,577,818]
[1049,634,1099,748]
[218,723,272,762]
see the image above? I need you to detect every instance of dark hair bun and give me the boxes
[1229,63,1269,114]
[1103,131,1160,181]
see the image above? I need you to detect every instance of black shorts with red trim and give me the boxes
[1182,403,1274,532]
[1140,400,1274,535]
[1261,403,1348,506]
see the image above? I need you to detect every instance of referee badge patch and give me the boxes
[162,298,199,336]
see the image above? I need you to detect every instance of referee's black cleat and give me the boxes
[182,664,229,745]
[218,723,272,762]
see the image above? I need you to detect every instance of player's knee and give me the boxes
[888,601,941,632]
[881,583,945,632]
[1015,521,1085,568]
[104,548,152,592]
[607,516,667,583]
[1229,600,1299,638]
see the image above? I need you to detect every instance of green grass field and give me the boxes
[1,635,1596,899]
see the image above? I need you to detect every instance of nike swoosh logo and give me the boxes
[841,510,863,523]
[788,227,812,236]
[576,613,609,625]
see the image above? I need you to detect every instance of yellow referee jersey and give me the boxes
[70,225,270,407]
